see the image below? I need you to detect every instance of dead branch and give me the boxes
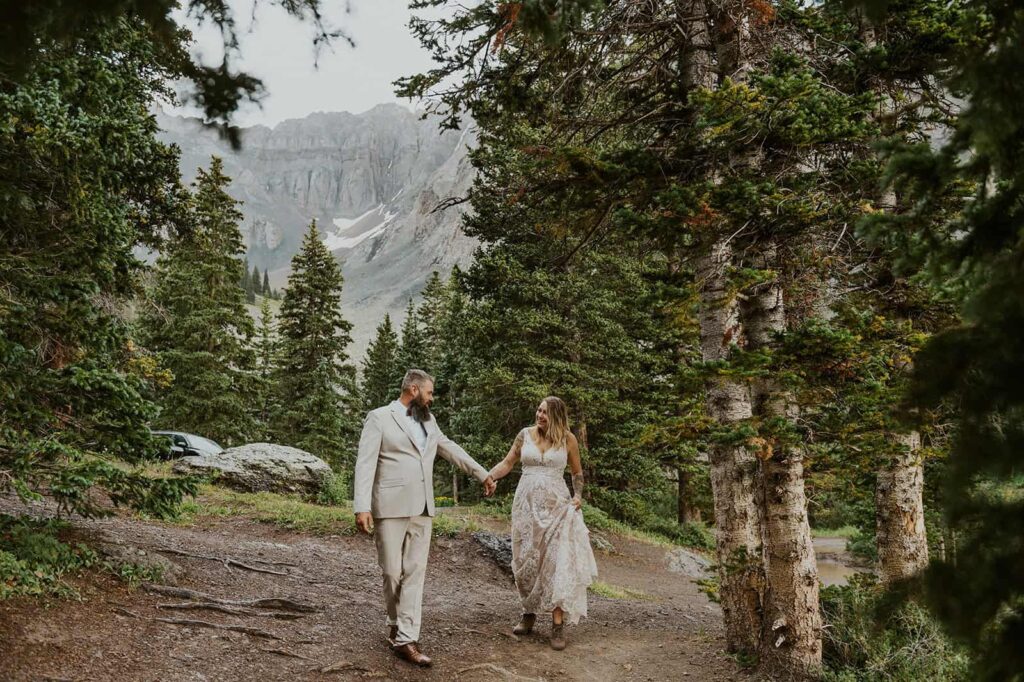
[431,195,470,213]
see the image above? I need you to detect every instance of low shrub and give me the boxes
[315,470,350,507]
[643,517,715,551]
[103,560,165,587]
[0,515,97,599]
[821,574,970,681]
[846,529,878,563]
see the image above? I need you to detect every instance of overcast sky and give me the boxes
[170,0,445,127]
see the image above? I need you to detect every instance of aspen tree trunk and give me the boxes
[742,244,822,676]
[698,240,764,654]
[680,0,765,656]
[872,184,929,584]
[876,432,929,583]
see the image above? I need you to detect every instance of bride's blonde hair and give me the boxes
[538,396,570,448]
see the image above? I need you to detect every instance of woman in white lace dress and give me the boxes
[488,396,598,650]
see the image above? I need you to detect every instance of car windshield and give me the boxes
[189,435,222,452]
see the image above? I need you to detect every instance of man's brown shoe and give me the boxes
[550,623,566,651]
[512,613,536,636]
[387,625,398,646]
[393,642,432,667]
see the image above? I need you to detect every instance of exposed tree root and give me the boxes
[141,583,318,613]
[152,616,281,640]
[155,601,306,619]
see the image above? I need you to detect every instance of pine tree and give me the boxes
[0,18,199,519]
[141,156,258,446]
[1,0,343,147]
[397,298,427,373]
[270,221,359,470]
[417,271,447,373]
[248,264,260,304]
[361,314,400,410]
[863,0,1024,673]
[240,257,250,292]
[253,298,278,438]
[262,269,271,296]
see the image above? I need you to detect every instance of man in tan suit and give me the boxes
[353,369,495,666]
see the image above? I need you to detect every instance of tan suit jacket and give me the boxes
[353,402,488,518]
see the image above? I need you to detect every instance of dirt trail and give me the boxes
[0,496,754,681]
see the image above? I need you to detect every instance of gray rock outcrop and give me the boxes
[666,547,712,579]
[473,531,514,574]
[172,442,331,495]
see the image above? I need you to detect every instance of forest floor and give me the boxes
[0,489,757,682]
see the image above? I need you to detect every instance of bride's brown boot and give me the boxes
[513,613,536,636]
[550,622,566,651]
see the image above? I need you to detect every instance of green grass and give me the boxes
[582,504,714,550]
[588,581,652,600]
[165,484,717,552]
[171,485,494,538]
[812,525,861,539]
[170,485,358,536]
[431,510,482,537]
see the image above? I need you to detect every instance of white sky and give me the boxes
[170,0,445,127]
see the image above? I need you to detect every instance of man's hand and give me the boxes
[483,476,496,497]
[355,512,374,534]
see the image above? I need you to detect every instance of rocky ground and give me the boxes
[0,493,756,681]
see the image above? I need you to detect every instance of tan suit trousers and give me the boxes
[373,513,433,645]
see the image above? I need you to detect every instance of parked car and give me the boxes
[151,430,223,459]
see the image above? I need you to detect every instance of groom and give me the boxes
[353,369,496,666]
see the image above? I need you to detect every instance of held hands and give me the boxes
[483,476,497,497]
[355,511,374,535]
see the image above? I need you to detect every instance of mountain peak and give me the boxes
[157,102,477,358]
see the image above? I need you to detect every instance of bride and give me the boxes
[488,396,598,650]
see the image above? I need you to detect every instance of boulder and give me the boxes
[173,442,331,495]
[666,547,712,579]
[473,531,513,574]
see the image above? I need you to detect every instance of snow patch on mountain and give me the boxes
[323,204,399,251]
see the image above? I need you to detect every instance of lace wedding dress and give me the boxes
[510,428,598,624]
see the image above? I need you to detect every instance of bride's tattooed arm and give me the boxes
[567,432,584,509]
[488,429,525,481]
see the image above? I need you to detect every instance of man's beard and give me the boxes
[408,396,432,423]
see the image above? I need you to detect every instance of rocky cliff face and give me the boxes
[157,105,478,358]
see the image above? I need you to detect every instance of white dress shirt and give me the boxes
[391,399,428,452]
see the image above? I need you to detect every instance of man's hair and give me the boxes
[401,369,434,392]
